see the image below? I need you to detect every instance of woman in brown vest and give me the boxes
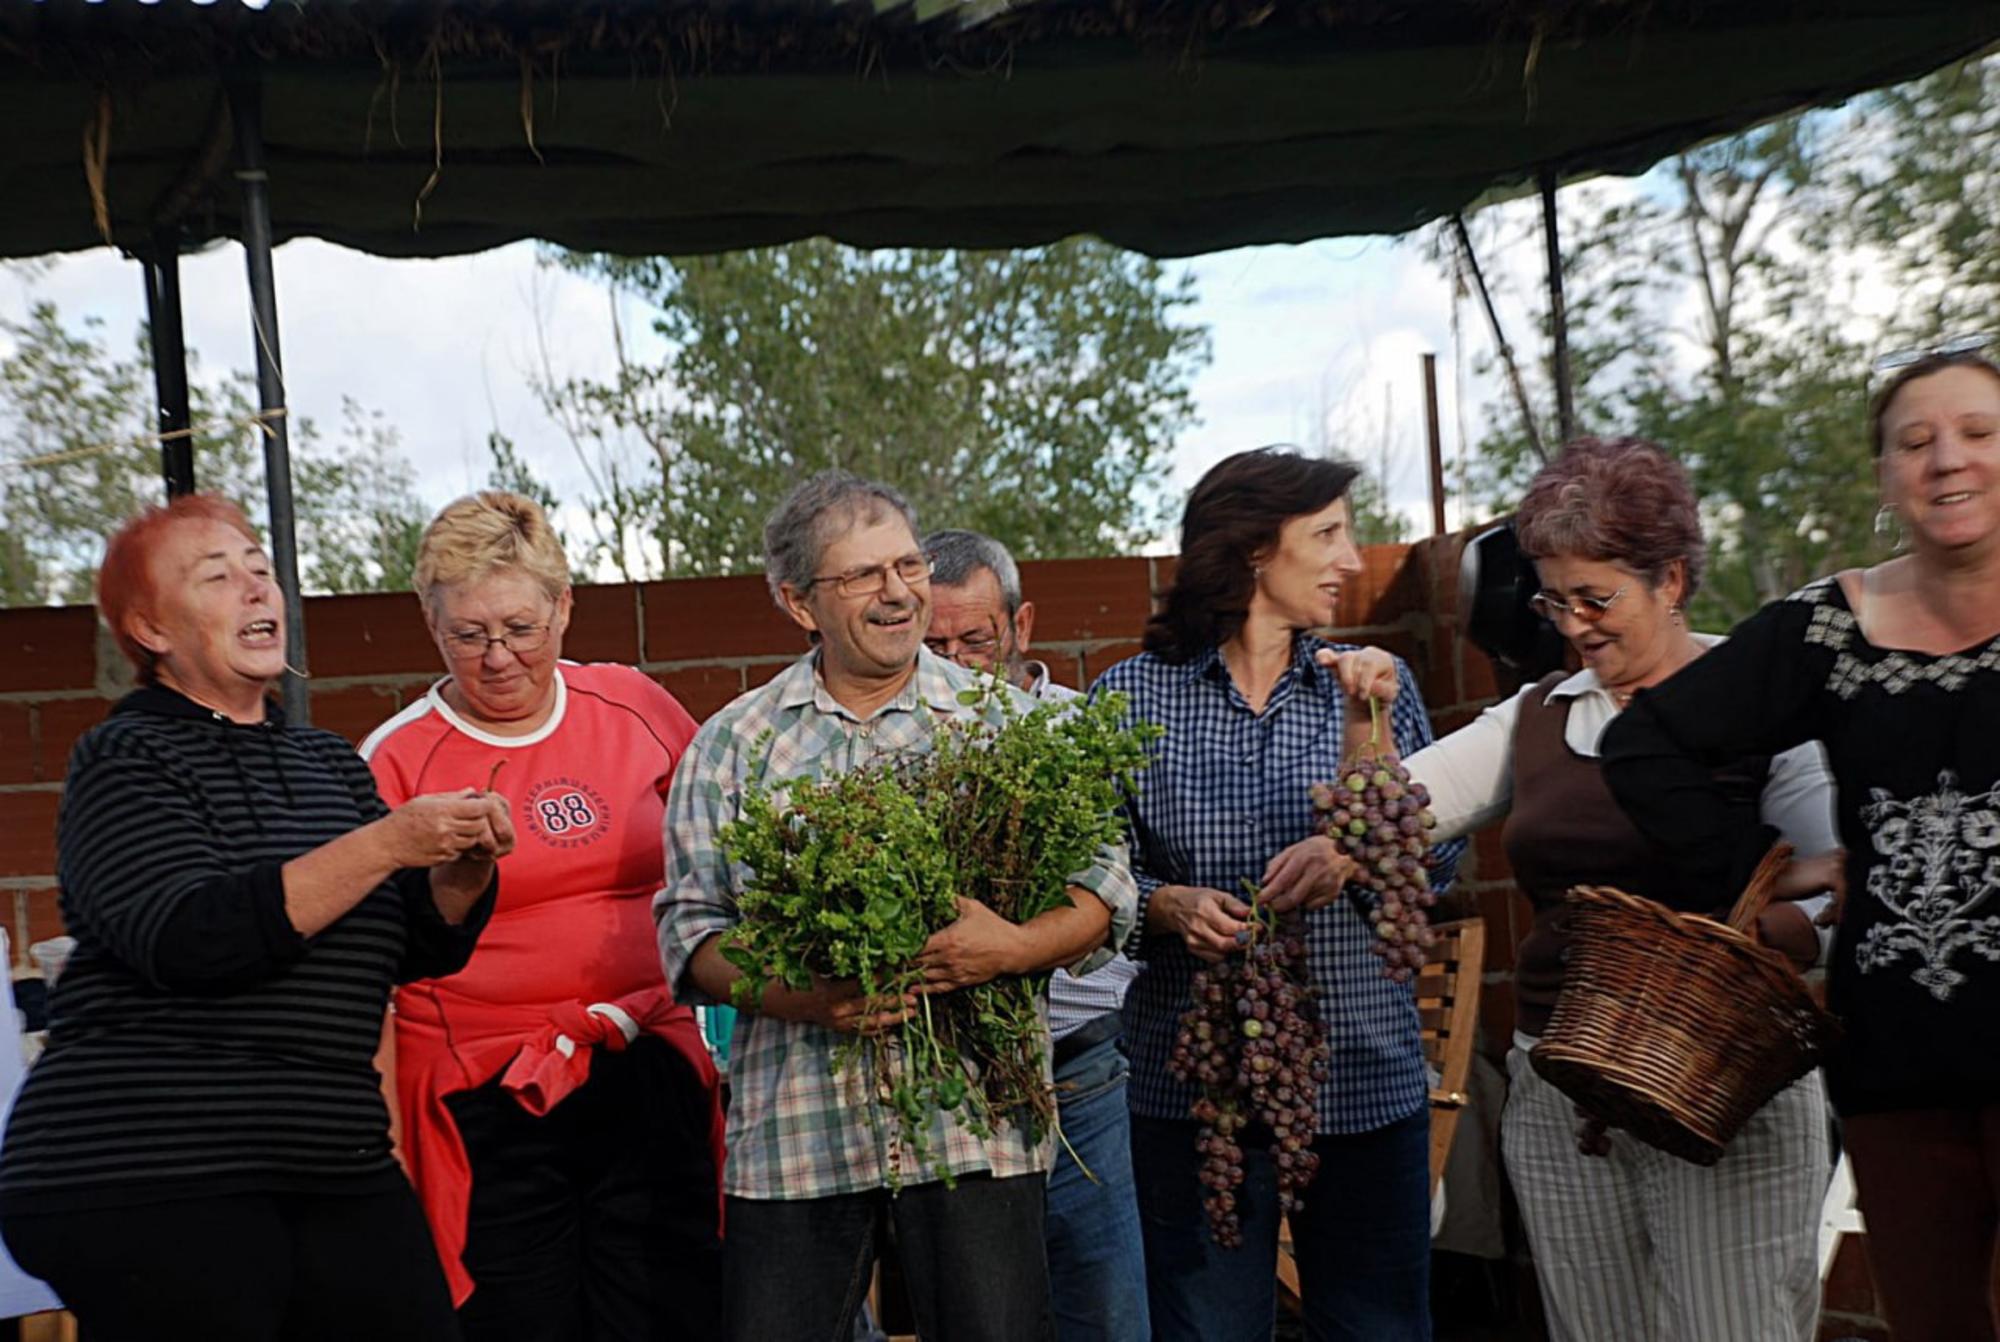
[1331,438,1837,1342]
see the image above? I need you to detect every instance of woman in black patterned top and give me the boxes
[1603,344,2000,1341]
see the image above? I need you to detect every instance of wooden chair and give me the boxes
[17,1312,77,1342]
[1278,917,1487,1308]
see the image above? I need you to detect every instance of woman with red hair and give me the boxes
[0,494,513,1342]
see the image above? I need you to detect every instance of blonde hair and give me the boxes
[414,491,569,613]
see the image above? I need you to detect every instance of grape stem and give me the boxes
[1239,878,1280,944]
[1051,1114,1098,1184]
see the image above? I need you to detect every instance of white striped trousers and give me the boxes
[1501,1044,1830,1342]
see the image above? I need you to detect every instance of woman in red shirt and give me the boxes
[365,491,722,1341]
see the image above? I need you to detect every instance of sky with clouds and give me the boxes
[0,189,1587,554]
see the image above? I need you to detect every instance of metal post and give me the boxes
[1451,214,1547,465]
[142,230,195,497]
[229,77,310,724]
[1422,353,1446,537]
[1540,168,1576,448]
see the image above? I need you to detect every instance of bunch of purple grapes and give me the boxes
[1311,743,1440,983]
[1168,906,1331,1247]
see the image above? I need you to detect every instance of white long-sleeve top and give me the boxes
[1406,634,1839,939]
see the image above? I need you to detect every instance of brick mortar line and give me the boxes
[638,655,809,674]
[0,879,51,892]
[0,689,109,704]
[0,783,62,796]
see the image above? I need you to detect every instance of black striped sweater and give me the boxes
[0,686,494,1214]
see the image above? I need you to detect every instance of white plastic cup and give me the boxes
[28,937,75,988]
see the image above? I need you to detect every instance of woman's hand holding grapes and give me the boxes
[1258,835,1357,913]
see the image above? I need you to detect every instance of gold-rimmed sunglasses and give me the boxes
[1527,585,1629,625]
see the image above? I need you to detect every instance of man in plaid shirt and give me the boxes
[657,471,1137,1342]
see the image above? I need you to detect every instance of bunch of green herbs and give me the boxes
[718,683,1157,1185]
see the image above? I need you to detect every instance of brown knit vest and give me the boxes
[1501,673,1767,1036]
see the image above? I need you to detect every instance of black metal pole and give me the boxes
[229,77,310,725]
[142,229,196,497]
[1540,168,1576,448]
[1450,213,1547,465]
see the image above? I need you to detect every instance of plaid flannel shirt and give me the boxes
[656,647,1138,1201]
[1093,636,1465,1135]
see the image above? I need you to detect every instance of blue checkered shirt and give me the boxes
[1093,636,1464,1135]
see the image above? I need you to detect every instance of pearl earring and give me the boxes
[1874,504,1906,552]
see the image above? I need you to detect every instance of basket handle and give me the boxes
[1723,841,1796,935]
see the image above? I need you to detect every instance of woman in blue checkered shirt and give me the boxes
[1094,447,1463,1342]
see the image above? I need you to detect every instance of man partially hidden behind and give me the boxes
[924,528,1150,1342]
[658,474,1137,1342]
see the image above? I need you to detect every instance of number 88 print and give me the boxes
[522,777,614,849]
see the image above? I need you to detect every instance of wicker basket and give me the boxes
[1528,845,1840,1166]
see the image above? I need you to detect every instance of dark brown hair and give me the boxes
[1143,447,1359,662]
[1514,437,1705,600]
[1869,350,2000,457]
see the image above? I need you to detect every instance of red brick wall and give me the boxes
[0,550,1432,969]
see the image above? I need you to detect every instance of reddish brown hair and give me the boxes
[98,494,262,685]
[1514,437,1705,600]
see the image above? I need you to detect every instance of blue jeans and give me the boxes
[1046,1034,1150,1342]
[723,1172,1053,1342]
[1132,1107,1432,1342]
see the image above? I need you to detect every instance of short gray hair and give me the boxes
[763,470,920,606]
[923,528,1022,613]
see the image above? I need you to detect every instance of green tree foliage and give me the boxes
[1843,58,2000,336]
[1433,65,2000,626]
[1347,471,1413,547]
[0,301,429,604]
[534,239,1209,578]
[0,302,265,605]
[293,400,429,595]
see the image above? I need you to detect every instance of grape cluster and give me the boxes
[1168,908,1331,1247]
[1311,746,1439,983]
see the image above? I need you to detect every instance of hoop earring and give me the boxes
[1874,504,1906,553]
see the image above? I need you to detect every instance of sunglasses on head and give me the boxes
[1871,333,1991,383]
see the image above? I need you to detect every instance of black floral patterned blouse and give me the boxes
[1603,576,2000,1116]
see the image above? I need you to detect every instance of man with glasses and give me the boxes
[658,471,1137,1342]
[923,528,1148,1342]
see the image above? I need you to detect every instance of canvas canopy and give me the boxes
[4,0,1998,261]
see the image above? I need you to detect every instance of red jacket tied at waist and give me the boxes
[396,985,724,1306]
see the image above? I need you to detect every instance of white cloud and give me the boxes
[0,219,1565,548]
